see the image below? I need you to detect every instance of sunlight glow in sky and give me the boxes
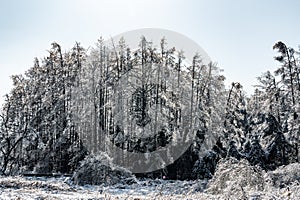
[1,0,300,104]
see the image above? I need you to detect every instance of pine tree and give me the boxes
[266,132,297,170]
[227,140,241,160]
[191,150,217,180]
[223,82,249,149]
[247,136,266,169]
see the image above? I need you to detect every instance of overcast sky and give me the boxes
[1,0,300,104]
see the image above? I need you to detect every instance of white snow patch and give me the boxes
[0,161,299,200]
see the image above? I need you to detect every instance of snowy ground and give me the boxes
[1,176,201,200]
[0,176,299,200]
[0,161,299,199]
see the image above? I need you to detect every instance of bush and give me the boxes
[72,153,136,186]
[265,163,300,188]
[206,158,265,198]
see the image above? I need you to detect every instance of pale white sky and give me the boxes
[1,0,300,104]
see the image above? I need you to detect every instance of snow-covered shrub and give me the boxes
[206,158,265,198]
[0,176,72,191]
[72,153,136,186]
[265,162,300,188]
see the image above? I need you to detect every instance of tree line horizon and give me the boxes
[0,36,298,181]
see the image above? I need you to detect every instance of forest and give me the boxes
[0,36,299,198]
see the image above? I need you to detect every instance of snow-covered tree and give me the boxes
[223,82,249,149]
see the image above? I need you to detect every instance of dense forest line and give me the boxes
[0,37,299,183]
